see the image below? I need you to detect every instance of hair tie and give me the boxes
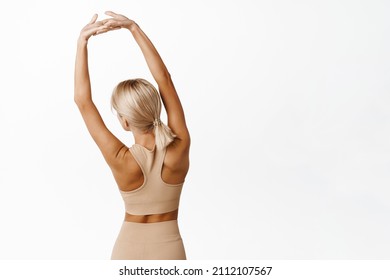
[153,118,162,127]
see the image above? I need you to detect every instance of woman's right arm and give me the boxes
[103,11,190,144]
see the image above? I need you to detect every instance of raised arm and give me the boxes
[74,15,127,166]
[103,11,190,143]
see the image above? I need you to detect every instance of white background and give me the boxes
[0,0,389,259]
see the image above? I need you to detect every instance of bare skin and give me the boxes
[74,12,190,223]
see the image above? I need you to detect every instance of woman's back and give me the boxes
[120,143,186,213]
[111,139,190,193]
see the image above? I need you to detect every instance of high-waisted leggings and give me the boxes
[111,220,186,260]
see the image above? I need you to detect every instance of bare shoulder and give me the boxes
[164,137,190,171]
[161,137,190,185]
[110,147,144,192]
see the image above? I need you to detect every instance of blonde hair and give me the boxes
[111,78,176,150]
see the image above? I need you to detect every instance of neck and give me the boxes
[133,130,156,150]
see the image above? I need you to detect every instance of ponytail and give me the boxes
[153,118,176,150]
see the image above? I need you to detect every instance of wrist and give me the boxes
[77,37,88,47]
[126,22,139,33]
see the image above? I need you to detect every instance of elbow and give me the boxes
[164,71,171,79]
[74,86,92,107]
[73,95,79,105]
[164,71,172,81]
[74,94,91,108]
[157,71,172,85]
[74,95,83,106]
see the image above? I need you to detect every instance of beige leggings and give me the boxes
[111,220,186,260]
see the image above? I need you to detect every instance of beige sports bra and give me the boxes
[119,144,184,215]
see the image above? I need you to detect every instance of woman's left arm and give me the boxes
[74,14,127,166]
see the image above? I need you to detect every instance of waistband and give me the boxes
[117,220,181,243]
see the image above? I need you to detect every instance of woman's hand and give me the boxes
[102,11,137,31]
[78,14,118,44]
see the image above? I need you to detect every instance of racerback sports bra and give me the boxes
[119,144,184,215]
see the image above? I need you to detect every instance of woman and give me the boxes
[74,11,190,260]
